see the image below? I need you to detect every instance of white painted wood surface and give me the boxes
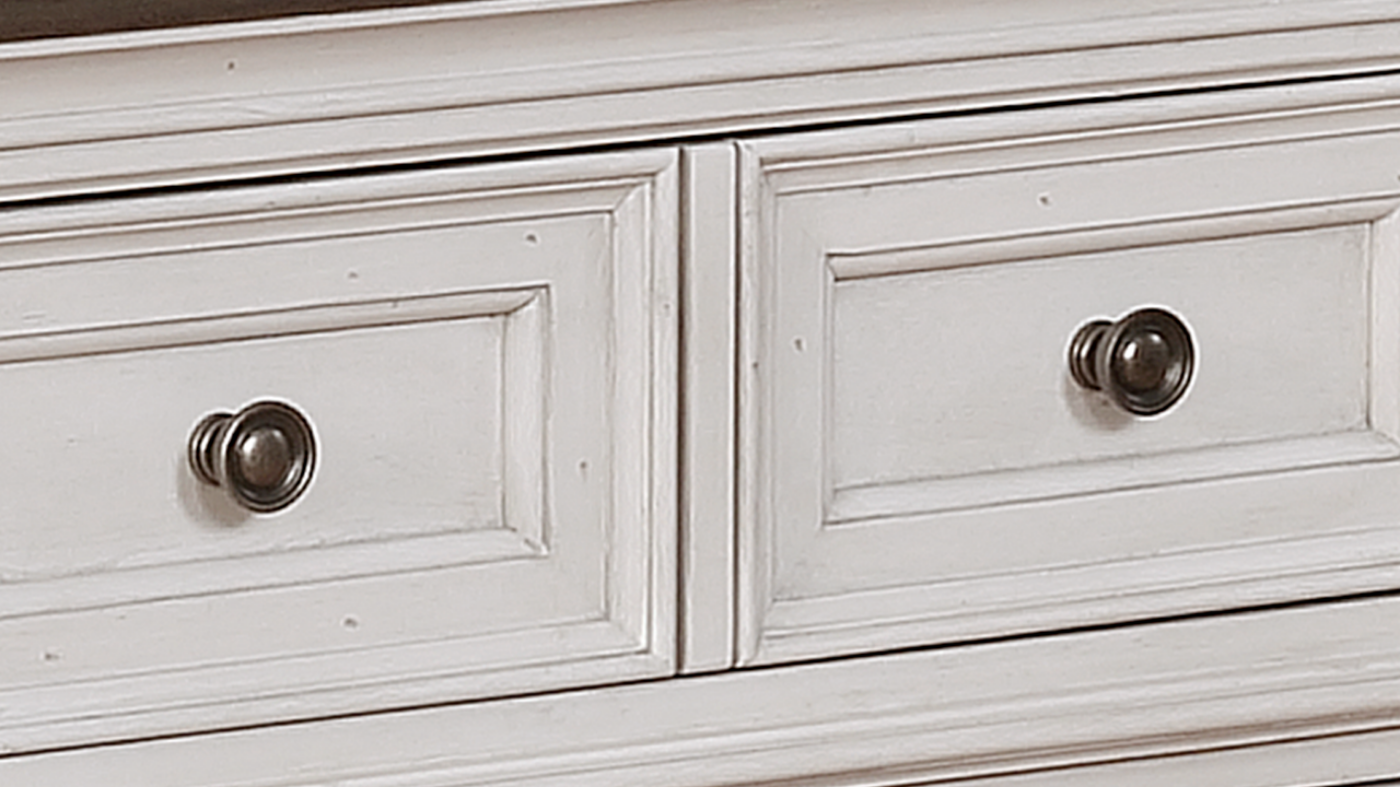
[738,75,1400,666]
[5,594,1400,785]
[954,730,1400,787]
[4,0,1400,782]
[3,0,1400,201]
[680,143,738,674]
[0,148,678,752]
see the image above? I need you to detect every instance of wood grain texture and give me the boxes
[738,76,1400,666]
[0,148,679,753]
[2,0,1400,201]
[4,594,1400,785]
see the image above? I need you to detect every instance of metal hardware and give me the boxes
[1068,307,1195,417]
[188,400,317,513]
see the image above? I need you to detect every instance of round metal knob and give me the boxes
[1068,307,1195,416]
[188,400,317,513]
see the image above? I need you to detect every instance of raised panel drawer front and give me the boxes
[737,76,1400,666]
[0,149,678,752]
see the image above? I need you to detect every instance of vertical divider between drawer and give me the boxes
[679,142,740,674]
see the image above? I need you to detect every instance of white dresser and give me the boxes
[4,1,1400,783]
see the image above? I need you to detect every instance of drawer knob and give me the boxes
[1068,307,1195,416]
[188,400,317,513]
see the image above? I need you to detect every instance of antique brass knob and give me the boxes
[188,400,317,513]
[1068,307,1195,416]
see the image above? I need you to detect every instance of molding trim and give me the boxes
[0,0,649,51]
[1,0,1399,200]
[4,595,1400,785]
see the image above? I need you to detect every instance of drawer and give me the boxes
[0,149,678,751]
[737,80,1400,665]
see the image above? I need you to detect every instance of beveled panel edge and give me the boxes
[601,149,680,665]
[1371,208,1400,445]
[756,520,1400,663]
[501,288,550,554]
[0,285,538,364]
[827,433,1400,525]
[0,530,543,622]
[823,199,1400,282]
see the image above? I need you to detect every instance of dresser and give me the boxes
[4,1,1400,784]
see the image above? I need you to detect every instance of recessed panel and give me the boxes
[830,226,1369,515]
[0,301,537,612]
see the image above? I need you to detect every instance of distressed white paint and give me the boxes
[3,0,1400,782]
[0,149,679,751]
[738,77,1400,665]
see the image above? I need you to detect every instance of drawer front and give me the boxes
[738,78,1400,665]
[0,150,677,751]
